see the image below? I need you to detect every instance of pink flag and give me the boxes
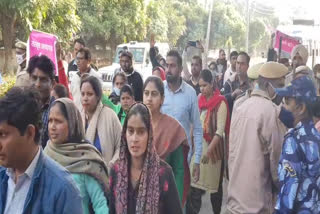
[29,30,58,75]
[274,30,300,54]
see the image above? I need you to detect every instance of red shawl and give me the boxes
[152,66,166,81]
[57,60,72,99]
[198,89,230,144]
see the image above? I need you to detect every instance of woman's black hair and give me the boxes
[120,84,134,98]
[53,84,68,98]
[80,76,102,101]
[200,69,213,83]
[122,103,151,138]
[143,76,164,97]
[112,72,127,84]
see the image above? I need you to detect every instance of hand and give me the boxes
[206,139,223,164]
[201,155,209,164]
[232,88,243,99]
[150,34,155,47]
[192,163,200,183]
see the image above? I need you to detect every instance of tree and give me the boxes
[209,1,246,50]
[0,0,80,75]
[0,0,31,75]
[175,2,208,50]
[146,0,169,42]
[78,0,147,53]
[249,19,267,54]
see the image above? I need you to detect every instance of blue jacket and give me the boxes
[0,150,83,214]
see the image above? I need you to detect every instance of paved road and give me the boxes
[199,178,228,214]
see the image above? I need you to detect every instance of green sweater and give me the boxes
[102,94,126,125]
[72,174,109,214]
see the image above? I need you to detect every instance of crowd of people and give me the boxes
[0,36,320,214]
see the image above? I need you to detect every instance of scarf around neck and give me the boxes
[198,89,230,143]
[44,141,109,194]
[82,102,104,144]
[114,107,160,214]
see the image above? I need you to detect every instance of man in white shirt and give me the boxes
[70,47,102,109]
[223,51,238,84]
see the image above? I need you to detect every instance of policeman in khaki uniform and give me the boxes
[227,62,289,214]
[15,41,30,87]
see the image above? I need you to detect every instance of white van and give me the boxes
[99,41,169,93]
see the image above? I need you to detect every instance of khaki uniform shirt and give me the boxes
[227,89,286,214]
[15,66,30,87]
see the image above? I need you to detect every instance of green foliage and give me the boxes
[164,1,187,46]
[0,0,80,45]
[210,1,246,50]
[175,2,207,49]
[146,0,207,47]
[22,0,81,43]
[146,0,169,42]
[249,18,267,53]
[78,0,147,46]
[0,76,16,98]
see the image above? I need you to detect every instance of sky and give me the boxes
[198,0,320,24]
[257,0,320,24]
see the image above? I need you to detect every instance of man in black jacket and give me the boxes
[120,51,143,101]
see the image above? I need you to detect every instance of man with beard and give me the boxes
[216,49,227,88]
[119,51,143,101]
[161,50,203,183]
[186,56,202,95]
[227,62,289,214]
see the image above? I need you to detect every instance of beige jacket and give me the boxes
[227,89,286,214]
[81,102,122,169]
[15,66,30,87]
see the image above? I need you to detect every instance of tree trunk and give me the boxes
[0,11,17,76]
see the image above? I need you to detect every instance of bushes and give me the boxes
[0,75,16,97]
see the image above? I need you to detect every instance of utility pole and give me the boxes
[246,0,250,53]
[204,0,214,68]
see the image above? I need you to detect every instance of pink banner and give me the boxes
[274,30,300,54]
[29,30,58,75]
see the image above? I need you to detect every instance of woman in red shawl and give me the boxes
[187,69,230,214]
[108,103,182,214]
